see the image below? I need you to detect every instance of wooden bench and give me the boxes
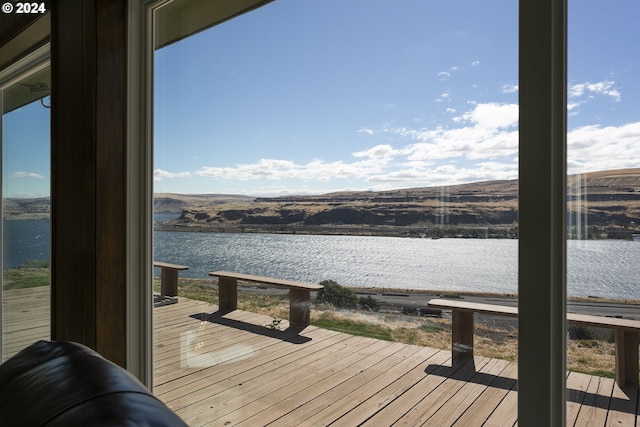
[153,261,189,299]
[209,271,324,328]
[428,298,640,387]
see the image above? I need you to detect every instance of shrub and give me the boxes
[316,280,358,309]
[577,339,599,348]
[22,259,50,269]
[568,324,594,340]
[358,295,380,312]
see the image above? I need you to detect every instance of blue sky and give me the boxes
[3,0,639,198]
[2,99,50,198]
[153,0,639,196]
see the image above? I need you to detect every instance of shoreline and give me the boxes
[348,286,640,305]
[153,220,640,241]
[343,286,640,322]
[225,280,640,317]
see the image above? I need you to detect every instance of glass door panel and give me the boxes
[152,0,518,423]
[1,64,51,361]
[567,0,639,384]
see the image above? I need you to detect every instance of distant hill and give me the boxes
[5,168,640,239]
[154,193,254,214]
[3,198,50,219]
[159,168,640,239]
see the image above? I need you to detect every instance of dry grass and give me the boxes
[169,277,617,379]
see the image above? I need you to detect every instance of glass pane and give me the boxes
[567,0,639,391]
[1,65,51,361]
[153,1,518,424]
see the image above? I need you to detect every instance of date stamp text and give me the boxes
[2,2,47,14]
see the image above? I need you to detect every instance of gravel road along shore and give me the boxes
[350,288,640,321]
[237,284,639,321]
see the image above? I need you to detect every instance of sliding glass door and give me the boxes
[0,60,51,362]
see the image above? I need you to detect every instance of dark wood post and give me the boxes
[451,310,474,367]
[289,288,311,328]
[50,0,128,367]
[615,330,639,387]
[218,277,238,311]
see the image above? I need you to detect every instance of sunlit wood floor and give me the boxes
[3,287,639,426]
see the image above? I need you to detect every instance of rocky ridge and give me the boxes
[156,168,640,239]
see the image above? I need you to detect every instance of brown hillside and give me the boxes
[158,168,640,239]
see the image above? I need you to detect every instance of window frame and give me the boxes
[135,0,568,423]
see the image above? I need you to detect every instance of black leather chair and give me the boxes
[0,340,188,426]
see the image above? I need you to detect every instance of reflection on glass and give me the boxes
[566,0,640,386]
[1,65,51,361]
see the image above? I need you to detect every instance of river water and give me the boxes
[4,219,638,299]
[154,230,639,299]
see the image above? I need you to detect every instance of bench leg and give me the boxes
[160,268,179,297]
[615,330,639,387]
[218,277,238,311]
[451,310,474,368]
[290,289,311,328]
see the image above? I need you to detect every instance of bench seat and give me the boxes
[428,298,640,387]
[209,271,323,328]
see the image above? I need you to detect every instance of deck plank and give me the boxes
[424,358,512,425]
[356,357,454,426]
[195,338,396,426]
[451,361,517,426]
[605,382,638,427]
[307,346,443,427]
[274,343,428,426]
[574,375,614,426]
[164,333,370,415]
[3,287,639,426]
[567,371,594,426]
[394,357,494,426]
[156,327,345,404]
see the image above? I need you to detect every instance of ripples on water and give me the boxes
[4,218,636,299]
[153,231,639,299]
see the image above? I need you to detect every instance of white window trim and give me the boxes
[127,0,156,387]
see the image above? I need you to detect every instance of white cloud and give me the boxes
[438,67,460,80]
[471,61,480,67]
[357,127,376,135]
[456,102,519,130]
[436,92,451,103]
[501,83,519,94]
[568,80,621,102]
[154,169,192,181]
[11,171,44,179]
[446,108,456,114]
[183,98,638,192]
[567,121,640,174]
[384,102,519,163]
[352,144,398,159]
[567,102,582,111]
[195,155,393,183]
[367,162,518,186]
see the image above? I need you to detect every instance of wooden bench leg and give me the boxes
[451,310,474,368]
[290,288,311,328]
[615,330,639,387]
[160,268,179,297]
[218,277,238,311]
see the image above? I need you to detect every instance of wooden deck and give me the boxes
[3,287,640,426]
